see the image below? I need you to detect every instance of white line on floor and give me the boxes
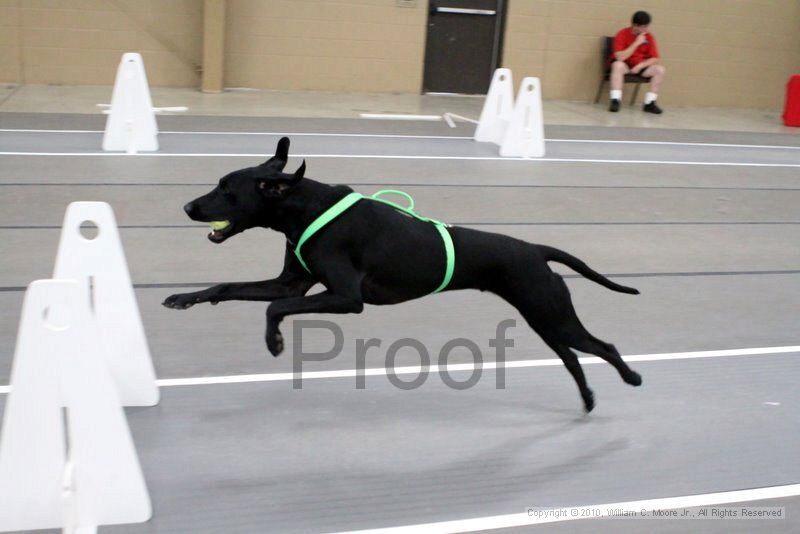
[2,128,799,150]
[330,483,800,533]
[0,128,99,133]
[2,152,800,167]
[359,113,444,121]
[1,345,795,394]
[0,129,473,140]
[553,138,800,150]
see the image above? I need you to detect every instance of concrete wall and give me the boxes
[0,0,201,86]
[224,0,427,92]
[1,0,799,108]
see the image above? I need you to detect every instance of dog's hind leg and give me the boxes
[540,335,595,412]
[531,273,641,387]
[499,279,595,411]
[504,270,641,409]
[570,336,642,387]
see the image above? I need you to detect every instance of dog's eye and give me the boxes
[219,181,228,192]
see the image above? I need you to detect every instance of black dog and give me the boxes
[164,137,641,411]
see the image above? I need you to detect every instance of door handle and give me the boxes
[434,7,496,15]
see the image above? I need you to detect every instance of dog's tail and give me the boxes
[540,245,640,295]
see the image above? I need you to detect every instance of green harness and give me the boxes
[293,190,455,294]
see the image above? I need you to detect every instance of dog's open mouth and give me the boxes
[208,220,233,243]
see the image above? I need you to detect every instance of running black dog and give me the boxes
[163,137,642,411]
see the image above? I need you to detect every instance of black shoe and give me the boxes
[643,101,663,114]
[608,99,620,112]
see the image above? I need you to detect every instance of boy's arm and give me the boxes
[631,35,660,73]
[614,32,648,62]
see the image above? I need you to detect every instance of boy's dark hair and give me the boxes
[632,11,651,26]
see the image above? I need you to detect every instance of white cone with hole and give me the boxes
[474,68,514,145]
[102,53,158,153]
[53,202,159,407]
[0,280,152,533]
[500,77,545,158]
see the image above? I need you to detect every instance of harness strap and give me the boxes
[294,192,363,273]
[293,190,454,293]
[432,222,455,293]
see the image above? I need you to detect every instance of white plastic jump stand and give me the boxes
[500,77,546,158]
[102,53,158,154]
[54,201,159,407]
[0,280,152,533]
[474,68,514,145]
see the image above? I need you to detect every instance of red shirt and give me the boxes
[612,27,659,67]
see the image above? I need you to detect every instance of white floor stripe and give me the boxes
[359,113,444,121]
[553,138,800,150]
[0,128,473,140]
[0,345,796,394]
[160,131,471,139]
[0,128,101,133]
[331,483,800,533]
[2,128,799,150]
[2,152,800,167]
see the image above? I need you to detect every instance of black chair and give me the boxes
[594,36,649,106]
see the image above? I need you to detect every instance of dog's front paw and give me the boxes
[266,327,284,357]
[162,292,203,310]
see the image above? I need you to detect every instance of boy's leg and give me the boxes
[610,60,630,91]
[643,64,666,93]
[609,61,629,112]
[641,64,666,113]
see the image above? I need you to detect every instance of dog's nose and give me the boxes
[183,202,197,217]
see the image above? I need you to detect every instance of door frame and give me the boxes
[489,0,507,77]
[421,0,509,94]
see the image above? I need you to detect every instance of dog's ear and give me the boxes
[262,137,290,171]
[257,160,304,198]
[289,159,306,185]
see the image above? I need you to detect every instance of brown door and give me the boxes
[422,0,507,94]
